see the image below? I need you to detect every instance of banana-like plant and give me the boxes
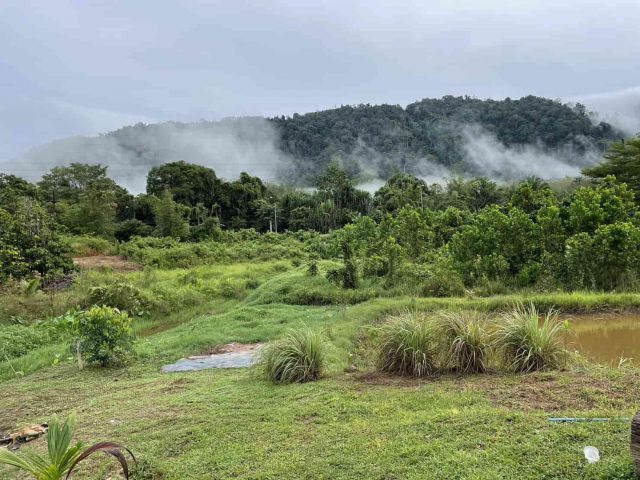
[0,413,135,480]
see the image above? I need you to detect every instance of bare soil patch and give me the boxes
[73,255,141,272]
[353,369,639,412]
[203,343,263,355]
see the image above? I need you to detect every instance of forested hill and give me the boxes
[13,95,621,189]
[273,95,620,180]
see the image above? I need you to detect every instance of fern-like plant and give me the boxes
[0,413,134,480]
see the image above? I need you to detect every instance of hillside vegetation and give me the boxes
[14,96,621,185]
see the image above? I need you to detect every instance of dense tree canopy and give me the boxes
[583,137,640,194]
[273,96,619,182]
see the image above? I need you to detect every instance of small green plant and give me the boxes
[435,310,492,373]
[0,413,134,480]
[341,241,359,289]
[325,267,342,285]
[86,282,153,316]
[496,303,564,373]
[376,312,437,377]
[256,329,326,384]
[71,306,135,367]
[307,259,319,276]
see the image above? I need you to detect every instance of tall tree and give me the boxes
[146,161,220,209]
[583,138,640,195]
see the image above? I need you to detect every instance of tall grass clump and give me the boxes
[376,312,437,377]
[436,310,492,373]
[496,303,564,373]
[257,329,326,384]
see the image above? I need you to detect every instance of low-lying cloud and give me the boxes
[5,117,290,193]
[570,86,640,136]
[461,125,599,181]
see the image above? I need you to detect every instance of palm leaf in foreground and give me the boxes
[0,414,134,480]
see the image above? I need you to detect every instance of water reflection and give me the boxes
[563,313,640,366]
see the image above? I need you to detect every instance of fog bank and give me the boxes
[5,117,289,194]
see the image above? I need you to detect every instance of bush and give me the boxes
[72,306,135,367]
[422,265,465,297]
[341,241,359,289]
[435,311,492,373]
[495,303,563,373]
[114,219,154,242]
[326,267,342,285]
[256,329,326,384]
[67,235,115,257]
[86,282,154,316]
[0,200,74,281]
[376,312,438,377]
[307,260,319,276]
[362,255,386,278]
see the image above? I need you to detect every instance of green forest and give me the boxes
[2,114,640,479]
[18,95,622,186]
[3,136,640,293]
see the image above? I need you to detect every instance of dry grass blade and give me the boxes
[65,441,136,480]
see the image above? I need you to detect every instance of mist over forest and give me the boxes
[4,95,629,193]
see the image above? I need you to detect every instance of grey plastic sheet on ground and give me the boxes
[161,344,262,373]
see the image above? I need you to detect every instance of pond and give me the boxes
[565,313,640,366]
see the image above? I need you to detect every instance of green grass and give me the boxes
[2,260,640,478]
[0,364,637,479]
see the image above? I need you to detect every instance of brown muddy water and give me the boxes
[565,313,640,366]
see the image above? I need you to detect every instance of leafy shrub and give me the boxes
[362,255,387,278]
[422,265,465,297]
[565,222,640,291]
[67,235,115,257]
[71,306,135,367]
[120,232,309,269]
[86,282,153,316]
[307,259,319,276]
[326,267,342,285]
[495,303,563,373]
[218,280,244,299]
[115,219,154,242]
[341,241,359,289]
[256,329,326,384]
[376,312,438,377]
[435,311,492,373]
[0,199,73,282]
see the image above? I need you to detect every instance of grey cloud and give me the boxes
[0,0,639,164]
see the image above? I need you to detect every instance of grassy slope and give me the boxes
[1,262,640,479]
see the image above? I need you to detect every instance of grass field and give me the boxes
[1,258,639,479]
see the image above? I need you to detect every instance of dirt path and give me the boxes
[73,255,141,272]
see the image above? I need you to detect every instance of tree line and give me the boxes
[1,137,639,290]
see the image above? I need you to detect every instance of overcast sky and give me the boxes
[1,0,639,161]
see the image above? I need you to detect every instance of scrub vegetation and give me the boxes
[1,137,640,478]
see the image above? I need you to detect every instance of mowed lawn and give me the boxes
[1,263,639,479]
[1,340,638,478]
